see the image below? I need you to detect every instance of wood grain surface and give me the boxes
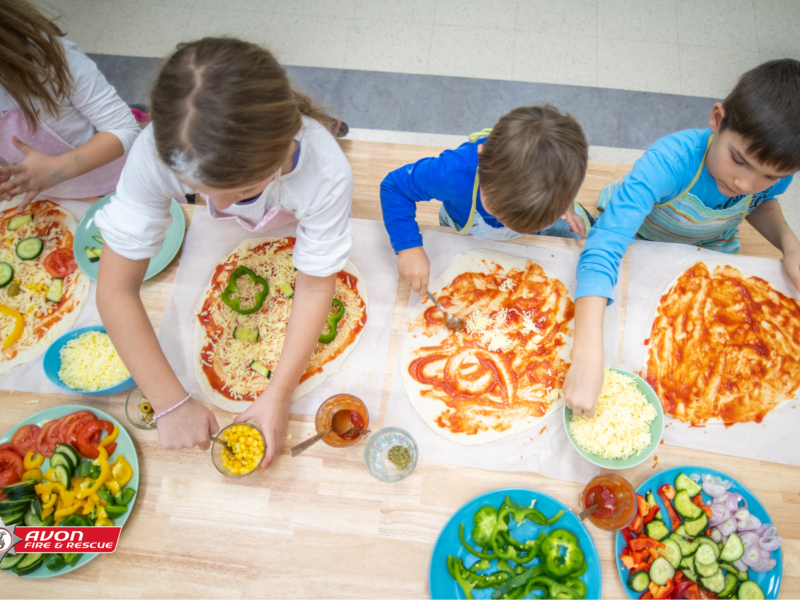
[1,139,796,599]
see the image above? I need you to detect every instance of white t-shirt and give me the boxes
[0,38,139,155]
[94,116,354,277]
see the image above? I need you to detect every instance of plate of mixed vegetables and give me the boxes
[430,488,601,599]
[0,405,139,577]
[615,467,781,599]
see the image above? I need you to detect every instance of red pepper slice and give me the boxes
[643,504,661,524]
[75,419,117,459]
[629,537,666,551]
[657,485,682,530]
[636,494,650,517]
[652,580,675,599]
[629,512,644,534]
[691,494,713,519]
[622,528,635,544]
[674,581,702,599]
[639,592,653,600]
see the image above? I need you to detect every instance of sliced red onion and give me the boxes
[759,525,777,539]
[734,509,750,520]
[740,531,760,551]
[690,473,701,484]
[709,528,723,543]
[749,558,777,573]
[742,546,767,567]
[725,493,746,513]
[702,473,734,490]
[703,481,727,497]
[721,533,730,546]
[709,503,731,526]
[759,534,782,552]
[733,559,748,573]
[714,493,729,505]
[738,514,762,532]
[717,517,737,537]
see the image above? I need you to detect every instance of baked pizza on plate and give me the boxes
[0,199,89,376]
[194,237,367,413]
[401,249,574,445]
[644,261,800,425]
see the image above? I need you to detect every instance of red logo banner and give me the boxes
[13,527,120,553]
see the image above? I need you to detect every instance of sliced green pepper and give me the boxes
[469,559,491,573]
[526,576,579,599]
[114,488,136,506]
[318,298,345,344]
[96,486,115,506]
[58,514,92,527]
[459,524,497,559]
[105,505,128,518]
[447,556,477,599]
[221,266,269,315]
[76,461,93,478]
[490,565,543,599]
[62,553,82,567]
[503,495,564,527]
[540,529,585,579]
[496,559,516,578]
[44,554,66,571]
[564,577,587,599]
[471,505,497,547]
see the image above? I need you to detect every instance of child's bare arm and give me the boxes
[746,200,800,291]
[563,296,607,417]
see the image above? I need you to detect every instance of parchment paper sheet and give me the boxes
[158,212,398,418]
[620,240,800,467]
[384,230,625,484]
[0,200,99,395]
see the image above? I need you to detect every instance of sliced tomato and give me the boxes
[44,247,77,278]
[57,410,95,446]
[10,424,41,457]
[65,412,96,448]
[0,442,12,452]
[35,420,60,458]
[75,419,116,459]
[0,448,24,487]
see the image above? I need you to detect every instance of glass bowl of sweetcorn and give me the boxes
[211,422,266,478]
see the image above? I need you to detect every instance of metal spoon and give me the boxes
[210,435,236,456]
[290,409,357,457]
[426,291,466,332]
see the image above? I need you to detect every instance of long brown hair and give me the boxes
[151,37,334,188]
[0,0,72,130]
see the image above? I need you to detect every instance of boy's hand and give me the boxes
[234,387,292,472]
[0,138,64,208]
[783,247,800,293]
[563,354,604,418]
[157,397,220,450]
[561,206,587,239]
[398,246,430,299]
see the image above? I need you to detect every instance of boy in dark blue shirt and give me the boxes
[380,105,592,297]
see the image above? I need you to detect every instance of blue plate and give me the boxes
[429,488,602,599]
[43,325,136,396]
[614,466,782,598]
[0,404,139,578]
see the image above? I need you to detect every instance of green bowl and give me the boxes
[564,367,664,470]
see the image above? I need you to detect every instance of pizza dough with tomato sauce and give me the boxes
[644,261,800,425]
[193,237,368,413]
[0,199,89,376]
[401,249,574,445]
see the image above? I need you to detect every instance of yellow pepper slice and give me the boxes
[95,516,114,527]
[35,482,54,496]
[44,468,56,482]
[82,496,95,516]
[22,468,43,482]
[110,455,133,488]
[55,503,82,519]
[0,304,24,349]
[23,450,44,470]
[41,505,54,519]
[96,505,107,519]
[99,425,119,448]
[76,446,110,499]
[104,479,121,496]
[43,494,57,509]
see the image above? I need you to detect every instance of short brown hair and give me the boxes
[721,59,800,172]
[478,105,587,234]
[0,0,72,131]
[151,37,334,188]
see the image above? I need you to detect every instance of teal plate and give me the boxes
[0,404,139,578]
[564,367,664,470]
[74,193,186,281]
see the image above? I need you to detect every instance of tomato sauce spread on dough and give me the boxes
[645,262,800,425]
[408,260,573,436]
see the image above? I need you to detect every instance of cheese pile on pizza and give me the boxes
[0,199,89,376]
[401,249,574,445]
[645,261,800,425]
[194,237,367,412]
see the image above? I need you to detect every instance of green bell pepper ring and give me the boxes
[318,298,345,344]
[221,266,269,315]
[471,505,498,547]
[459,524,497,559]
[496,559,516,578]
[44,553,67,571]
[564,577,587,599]
[527,576,579,599]
[114,488,136,506]
[540,529,585,579]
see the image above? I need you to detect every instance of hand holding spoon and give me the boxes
[290,409,363,457]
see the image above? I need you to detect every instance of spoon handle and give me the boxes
[577,504,599,521]
[290,428,332,457]
[426,291,447,315]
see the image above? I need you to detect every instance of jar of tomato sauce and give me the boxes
[581,474,637,531]
[314,394,369,448]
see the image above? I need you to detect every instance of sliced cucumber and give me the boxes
[681,563,698,583]
[719,572,739,599]
[0,262,13,287]
[720,532,745,562]
[627,570,650,592]
[697,536,721,560]
[695,543,718,566]
[85,247,99,263]
[1,480,36,499]
[675,473,703,497]
[53,464,70,488]
[94,247,102,258]
[0,553,25,570]
[8,214,33,231]
[695,558,720,577]
[233,326,259,343]
[645,520,670,541]
[646,491,664,521]
[2,509,26,525]
[670,533,700,557]
[738,582,765,600]
[15,237,43,260]
[0,498,32,512]
[701,569,726,594]
[45,278,62,303]
[54,443,79,470]
[674,489,704,520]
[92,236,104,245]
[649,557,675,586]
[659,538,683,569]
[49,452,73,475]
[13,552,43,576]
[675,525,688,537]
[277,282,295,298]
[23,503,44,527]
[684,513,709,538]
[250,360,271,379]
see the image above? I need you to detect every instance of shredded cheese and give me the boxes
[466,308,514,352]
[498,277,515,293]
[568,368,657,459]
[58,331,130,391]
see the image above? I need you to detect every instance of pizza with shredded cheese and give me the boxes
[194,237,368,413]
[644,261,800,425]
[400,249,574,445]
[0,198,90,376]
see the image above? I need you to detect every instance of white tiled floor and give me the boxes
[33,0,800,98]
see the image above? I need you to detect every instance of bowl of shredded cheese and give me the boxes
[43,325,135,396]
[564,367,663,469]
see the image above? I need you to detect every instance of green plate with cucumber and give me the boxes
[74,193,185,281]
[615,466,781,599]
[0,405,139,578]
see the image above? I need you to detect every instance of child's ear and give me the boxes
[477,144,483,154]
[709,103,725,133]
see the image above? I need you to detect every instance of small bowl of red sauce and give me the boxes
[581,474,637,531]
[314,394,369,448]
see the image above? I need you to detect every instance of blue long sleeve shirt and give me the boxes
[576,128,793,302]
[379,137,502,252]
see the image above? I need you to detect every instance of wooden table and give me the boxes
[1,140,796,598]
